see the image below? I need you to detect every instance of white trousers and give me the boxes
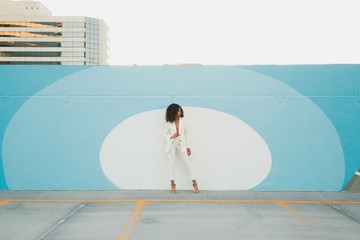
[167,142,195,181]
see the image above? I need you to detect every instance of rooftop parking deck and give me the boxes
[1,190,360,240]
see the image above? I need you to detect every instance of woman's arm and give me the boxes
[184,120,192,156]
[182,118,191,149]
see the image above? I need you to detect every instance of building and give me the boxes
[0,0,109,65]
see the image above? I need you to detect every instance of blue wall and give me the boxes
[0,65,359,191]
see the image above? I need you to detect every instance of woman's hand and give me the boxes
[170,133,179,139]
[187,148,192,156]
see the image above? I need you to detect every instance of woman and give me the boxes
[163,103,199,194]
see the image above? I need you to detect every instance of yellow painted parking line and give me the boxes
[277,200,329,238]
[277,201,310,225]
[1,199,360,204]
[117,201,147,240]
[285,200,360,205]
[0,200,8,205]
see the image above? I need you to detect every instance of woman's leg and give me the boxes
[179,152,199,193]
[192,180,199,194]
[168,144,177,193]
[179,152,195,182]
[167,144,177,181]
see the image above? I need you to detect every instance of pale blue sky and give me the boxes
[41,0,360,66]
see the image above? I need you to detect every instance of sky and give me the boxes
[40,0,360,66]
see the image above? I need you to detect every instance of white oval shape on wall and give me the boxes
[99,107,272,190]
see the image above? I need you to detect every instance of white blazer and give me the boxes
[163,117,190,153]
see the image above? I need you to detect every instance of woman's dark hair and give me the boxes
[165,103,184,122]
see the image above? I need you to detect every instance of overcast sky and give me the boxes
[41,0,360,66]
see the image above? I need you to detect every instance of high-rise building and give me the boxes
[0,0,109,65]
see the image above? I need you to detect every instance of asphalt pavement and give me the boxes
[0,190,360,240]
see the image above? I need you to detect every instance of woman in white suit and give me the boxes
[163,103,199,194]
